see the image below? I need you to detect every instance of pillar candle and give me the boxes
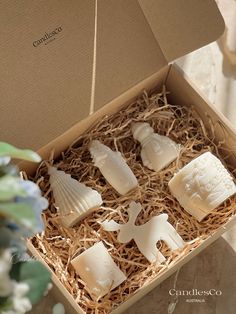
[168,152,236,221]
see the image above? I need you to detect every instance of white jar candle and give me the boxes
[168,152,236,221]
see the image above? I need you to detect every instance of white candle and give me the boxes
[71,242,126,300]
[49,167,103,227]
[102,202,184,265]
[89,140,138,195]
[132,122,180,172]
[168,152,236,221]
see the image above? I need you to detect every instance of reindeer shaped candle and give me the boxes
[132,122,180,172]
[89,140,138,195]
[102,202,185,265]
[168,152,236,221]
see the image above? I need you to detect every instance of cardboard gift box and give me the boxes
[2,0,236,313]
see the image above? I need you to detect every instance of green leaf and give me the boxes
[0,227,13,248]
[0,142,41,163]
[0,202,36,232]
[0,164,20,178]
[10,261,23,282]
[0,297,12,310]
[0,175,27,201]
[0,296,9,306]
[15,261,51,304]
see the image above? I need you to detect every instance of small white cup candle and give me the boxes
[168,152,236,221]
[71,241,126,300]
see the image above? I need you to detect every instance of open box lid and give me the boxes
[0,0,224,150]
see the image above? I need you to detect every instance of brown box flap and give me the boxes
[0,0,224,150]
[138,0,224,62]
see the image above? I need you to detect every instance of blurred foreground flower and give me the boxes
[0,142,51,313]
[16,180,48,234]
[0,249,12,297]
[2,281,32,314]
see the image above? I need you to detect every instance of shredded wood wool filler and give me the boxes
[30,86,236,313]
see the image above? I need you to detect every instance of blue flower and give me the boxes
[0,156,11,166]
[15,180,48,234]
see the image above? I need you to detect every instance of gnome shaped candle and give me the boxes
[89,140,138,195]
[132,122,180,172]
[48,167,103,227]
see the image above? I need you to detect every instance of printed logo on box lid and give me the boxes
[33,26,63,47]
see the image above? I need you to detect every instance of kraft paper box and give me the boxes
[1,1,235,313]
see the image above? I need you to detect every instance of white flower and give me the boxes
[12,296,32,313]
[0,274,13,297]
[0,249,13,297]
[43,282,53,296]
[16,180,48,234]
[13,282,29,298]
[52,303,65,314]
[2,281,32,314]
[12,282,32,314]
[0,249,12,275]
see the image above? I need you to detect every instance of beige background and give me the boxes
[29,1,236,313]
